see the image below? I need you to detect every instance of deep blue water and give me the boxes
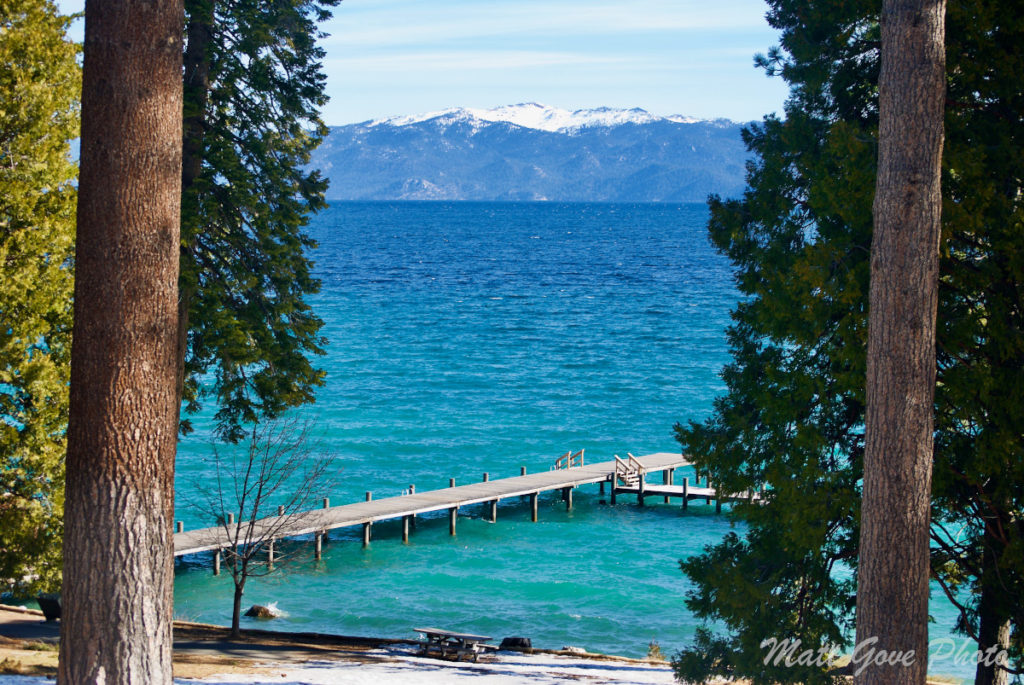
[171,202,972,681]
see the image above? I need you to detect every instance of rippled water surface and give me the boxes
[172,202,969,680]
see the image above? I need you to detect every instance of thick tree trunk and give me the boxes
[59,0,184,682]
[855,1,945,684]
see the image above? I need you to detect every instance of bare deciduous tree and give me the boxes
[188,418,335,638]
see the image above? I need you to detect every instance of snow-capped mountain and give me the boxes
[311,104,750,202]
[368,103,710,133]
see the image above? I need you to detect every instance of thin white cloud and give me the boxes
[329,50,631,72]
[323,0,770,48]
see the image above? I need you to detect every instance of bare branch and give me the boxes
[184,416,339,636]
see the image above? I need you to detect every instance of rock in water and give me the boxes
[499,637,533,653]
[244,604,276,619]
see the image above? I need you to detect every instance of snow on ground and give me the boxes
[191,650,679,685]
[0,648,680,685]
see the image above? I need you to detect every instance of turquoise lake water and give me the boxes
[171,202,973,680]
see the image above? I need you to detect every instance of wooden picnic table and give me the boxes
[414,627,494,661]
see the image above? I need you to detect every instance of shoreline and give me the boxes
[0,605,968,684]
[0,605,679,684]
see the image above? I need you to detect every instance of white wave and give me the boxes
[264,601,287,618]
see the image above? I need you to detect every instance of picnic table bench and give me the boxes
[414,627,495,662]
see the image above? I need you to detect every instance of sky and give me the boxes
[57,0,789,126]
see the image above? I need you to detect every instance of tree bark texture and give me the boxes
[856,1,945,684]
[60,0,184,682]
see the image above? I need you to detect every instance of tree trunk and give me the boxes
[975,611,1011,685]
[975,525,1011,685]
[182,0,213,197]
[177,0,215,410]
[855,1,945,684]
[231,583,244,638]
[59,0,184,682]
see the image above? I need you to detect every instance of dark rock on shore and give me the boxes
[499,636,532,653]
[244,605,276,619]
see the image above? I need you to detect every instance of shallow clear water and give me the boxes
[172,202,972,681]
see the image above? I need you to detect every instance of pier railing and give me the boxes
[552,449,584,470]
[613,453,645,486]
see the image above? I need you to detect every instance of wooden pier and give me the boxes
[607,453,762,512]
[173,451,757,562]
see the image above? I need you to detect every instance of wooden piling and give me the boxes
[402,516,411,543]
[278,505,284,516]
[176,521,183,533]
[409,485,416,524]
[322,497,330,509]
[529,493,538,522]
[449,507,458,535]
[664,469,674,503]
[682,477,689,511]
[362,497,372,544]
[565,487,573,510]
[637,472,646,507]
[488,499,498,523]
[213,549,221,576]
[315,533,322,559]
[267,540,275,570]
[363,497,372,544]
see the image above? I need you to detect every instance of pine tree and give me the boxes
[178,0,337,443]
[59,0,182,680]
[0,0,79,595]
[672,1,1023,683]
[856,0,946,682]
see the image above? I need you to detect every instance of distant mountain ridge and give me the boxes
[311,103,751,202]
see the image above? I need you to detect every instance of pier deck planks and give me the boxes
[173,452,688,556]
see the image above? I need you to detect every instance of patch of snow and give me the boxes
[195,649,680,685]
[365,103,722,133]
[666,114,704,124]
[0,648,683,685]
